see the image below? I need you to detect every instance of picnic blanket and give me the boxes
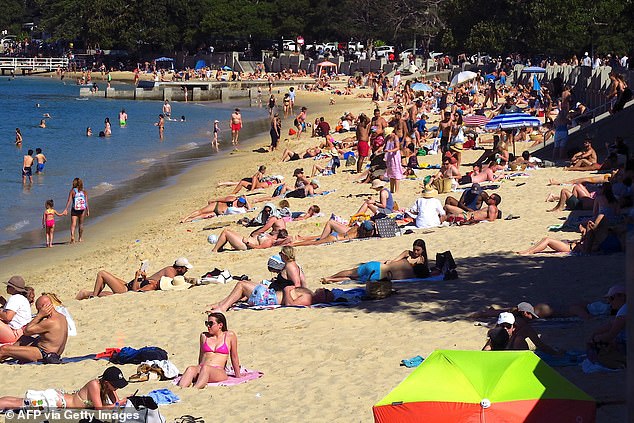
[172,368,263,386]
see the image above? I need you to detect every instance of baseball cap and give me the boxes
[497,312,515,325]
[100,367,128,389]
[5,276,27,293]
[267,254,285,271]
[174,257,193,269]
[237,196,247,205]
[605,285,626,297]
[517,302,539,318]
[470,183,482,195]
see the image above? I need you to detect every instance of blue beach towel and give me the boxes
[400,355,425,368]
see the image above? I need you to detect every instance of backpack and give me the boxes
[111,347,168,365]
[435,251,458,280]
[73,189,87,210]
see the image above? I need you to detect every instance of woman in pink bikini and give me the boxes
[177,312,241,388]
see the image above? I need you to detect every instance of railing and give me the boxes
[0,57,69,71]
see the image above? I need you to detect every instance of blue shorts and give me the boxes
[37,163,45,172]
[248,284,278,306]
[357,261,381,282]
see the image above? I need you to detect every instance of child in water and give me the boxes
[42,199,65,248]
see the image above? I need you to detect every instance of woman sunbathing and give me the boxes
[0,366,127,410]
[177,312,240,389]
[180,195,249,223]
[280,147,321,162]
[217,165,273,194]
[212,228,290,252]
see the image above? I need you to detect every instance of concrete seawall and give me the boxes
[79,80,301,102]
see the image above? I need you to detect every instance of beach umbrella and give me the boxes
[221,65,232,71]
[373,350,595,423]
[485,73,496,81]
[450,71,478,86]
[521,66,546,74]
[194,60,206,70]
[411,82,432,92]
[316,60,338,74]
[463,115,490,127]
[485,113,541,131]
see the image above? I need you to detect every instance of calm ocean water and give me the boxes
[0,76,269,255]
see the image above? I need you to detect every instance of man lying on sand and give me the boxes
[446,194,502,223]
[76,257,193,299]
[0,295,67,364]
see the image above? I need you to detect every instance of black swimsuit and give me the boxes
[269,274,294,292]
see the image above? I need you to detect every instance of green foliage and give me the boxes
[1,0,631,55]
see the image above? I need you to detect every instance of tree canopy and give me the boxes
[0,0,629,56]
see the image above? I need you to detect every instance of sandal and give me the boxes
[174,415,205,423]
[128,373,149,383]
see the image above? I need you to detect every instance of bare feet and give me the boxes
[545,193,558,202]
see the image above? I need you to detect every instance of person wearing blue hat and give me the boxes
[180,195,250,223]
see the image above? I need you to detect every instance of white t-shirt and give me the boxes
[409,197,445,228]
[3,294,32,329]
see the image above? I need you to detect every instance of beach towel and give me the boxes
[172,368,263,387]
[581,358,621,374]
[390,275,445,283]
[230,288,367,310]
[3,353,109,365]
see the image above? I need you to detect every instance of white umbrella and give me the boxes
[450,71,478,86]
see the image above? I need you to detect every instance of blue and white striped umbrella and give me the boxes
[411,82,432,92]
[521,66,546,74]
[485,113,542,131]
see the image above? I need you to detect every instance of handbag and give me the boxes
[374,217,399,238]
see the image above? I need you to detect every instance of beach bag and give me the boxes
[453,126,465,144]
[435,251,458,280]
[366,279,393,300]
[120,395,166,423]
[111,347,168,365]
[374,217,399,238]
[73,189,87,210]
[432,177,453,194]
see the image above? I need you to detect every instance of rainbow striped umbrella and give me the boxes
[463,115,490,127]
[373,350,595,423]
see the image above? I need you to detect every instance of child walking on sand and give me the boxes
[42,199,64,247]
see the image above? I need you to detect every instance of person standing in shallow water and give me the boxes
[15,128,23,146]
[119,109,128,127]
[63,177,89,243]
[22,150,34,184]
[230,108,242,147]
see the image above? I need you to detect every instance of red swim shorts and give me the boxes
[357,140,370,157]
[231,123,242,131]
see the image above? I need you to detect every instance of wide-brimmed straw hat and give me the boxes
[450,143,464,152]
[371,179,387,189]
[422,185,438,198]
[159,275,190,291]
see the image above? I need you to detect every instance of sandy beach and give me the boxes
[0,84,626,422]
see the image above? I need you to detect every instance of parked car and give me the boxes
[399,48,425,61]
[323,42,339,52]
[375,45,394,58]
[283,40,297,52]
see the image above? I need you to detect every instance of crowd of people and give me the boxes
[0,56,629,415]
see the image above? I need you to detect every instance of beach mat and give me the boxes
[231,288,367,310]
[3,353,108,365]
[172,368,263,386]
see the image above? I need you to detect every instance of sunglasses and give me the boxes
[205,321,216,327]
[500,323,513,330]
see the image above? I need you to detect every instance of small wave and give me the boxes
[179,142,199,150]
[5,219,29,232]
[92,182,115,194]
[75,97,89,101]
[137,158,157,165]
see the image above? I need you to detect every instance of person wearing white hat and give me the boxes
[76,257,193,300]
[507,304,563,355]
[406,185,446,228]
